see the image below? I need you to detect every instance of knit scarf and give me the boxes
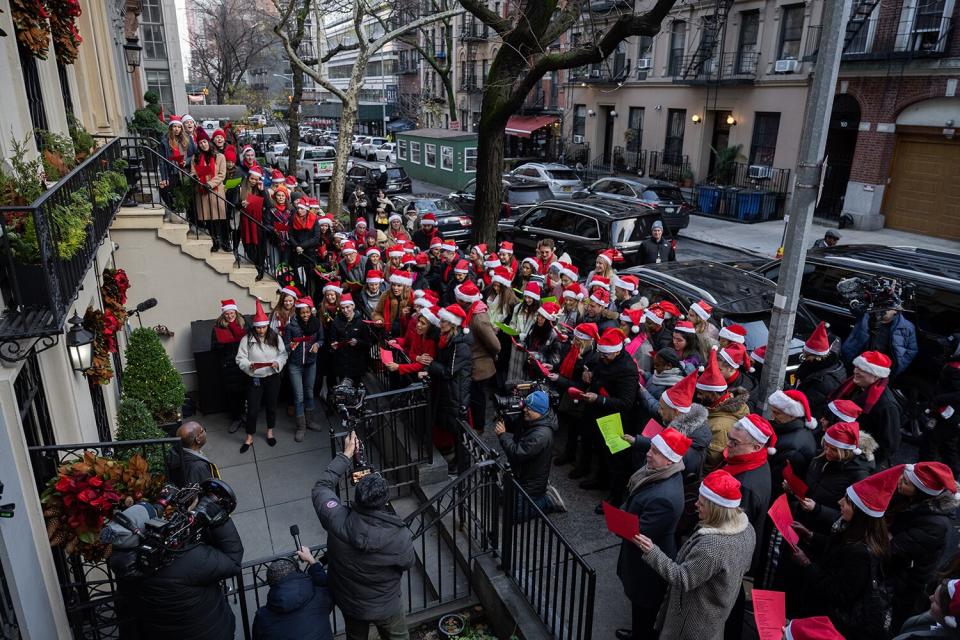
[726,369,741,386]
[292,211,317,231]
[195,153,216,184]
[722,448,768,477]
[626,460,684,498]
[626,333,647,356]
[214,319,245,344]
[649,367,682,389]
[558,344,581,379]
[831,376,888,413]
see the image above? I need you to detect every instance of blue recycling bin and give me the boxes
[736,191,763,221]
[697,186,721,214]
[759,192,780,220]
[720,187,739,217]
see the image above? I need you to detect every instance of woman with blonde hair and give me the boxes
[373,271,414,339]
[506,282,542,381]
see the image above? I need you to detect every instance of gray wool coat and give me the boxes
[643,511,756,640]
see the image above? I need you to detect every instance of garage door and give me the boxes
[884,133,960,239]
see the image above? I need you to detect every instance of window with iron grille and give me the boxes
[664,109,686,164]
[749,112,781,166]
[737,10,759,72]
[778,5,805,60]
[668,21,686,76]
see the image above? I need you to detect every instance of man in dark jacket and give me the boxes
[638,220,675,265]
[165,421,219,488]
[795,352,847,420]
[423,304,473,472]
[919,361,960,473]
[495,390,565,517]
[253,548,333,640]
[312,432,415,639]
[841,307,918,378]
[456,281,500,432]
[766,390,817,494]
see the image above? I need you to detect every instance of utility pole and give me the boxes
[759,0,852,401]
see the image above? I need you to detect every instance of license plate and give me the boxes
[562,186,571,192]
[665,207,675,214]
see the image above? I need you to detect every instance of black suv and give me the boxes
[391,194,474,246]
[576,176,692,235]
[343,160,412,197]
[448,176,552,219]
[496,196,668,272]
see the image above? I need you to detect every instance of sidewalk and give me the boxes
[684,214,960,258]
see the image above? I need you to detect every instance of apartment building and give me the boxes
[140,0,189,115]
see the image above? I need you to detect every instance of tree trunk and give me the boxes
[445,79,458,124]
[327,53,369,220]
[286,67,304,174]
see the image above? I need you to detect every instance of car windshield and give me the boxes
[386,168,406,181]
[509,187,550,204]
[722,317,809,354]
[641,187,686,204]
[546,169,579,181]
[610,216,659,243]
[415,198,455,212]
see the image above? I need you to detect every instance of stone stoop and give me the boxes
[112,205,278,305]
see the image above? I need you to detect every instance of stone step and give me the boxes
[156,223,190,245]
[205,252,238,274]
[181,238,213,260]
[112,205,165,229]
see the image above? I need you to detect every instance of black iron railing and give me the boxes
[807,16,955,61]
[613,146,647,175]
[671,51,759,84]
[647,151,692,183]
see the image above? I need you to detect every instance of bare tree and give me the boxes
[273,0,464,216]
[391,0,458,125]
[188,0,274,104]
[275,0,314,173]
[462,0,680,244]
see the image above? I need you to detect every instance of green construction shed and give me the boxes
[395,128,479,191]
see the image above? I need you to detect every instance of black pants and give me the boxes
[631,602,659,640]
[245,374,281,435]
[243,239,266,276]
[469,376,493,431]
[723,583,746,640]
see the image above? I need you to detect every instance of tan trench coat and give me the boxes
[195,153,227,221]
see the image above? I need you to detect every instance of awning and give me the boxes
[505,115,559,138]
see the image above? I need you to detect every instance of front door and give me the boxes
[815,94,860,219]
[602,107,615,165]
[708,111,732,179]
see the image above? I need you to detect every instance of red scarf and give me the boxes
[830,376,888,413]
[722,448,768,477]
[292,211,318,231]
[213,319,245,344]
[709,391,732,409]
[439,331,453,349]
[558,344,581,379]
[195,153,216,184]
[463,300,485,331]
[726,370,740,386]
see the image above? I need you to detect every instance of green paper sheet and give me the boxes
[597,413,630,454]
[224,177,243,189]
[541,296,557,303]
[494,322,519,336]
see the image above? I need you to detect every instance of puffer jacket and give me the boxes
[428,331,473,429]
[797,435,877,532]
[284,315,324,367]
[252,564,333,640]
[498,409,558,497]
[769,418,817,495]
[704,388,751,473]
[841,311,918,377]
[795,354,847,419]
[311,455,415,620]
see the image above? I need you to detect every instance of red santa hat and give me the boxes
[438,304,467,327]
[784,617,844,640]
[944,580,960,628]
[429,235,443,249]
[674,320,696,334]
[365,270,383,284]
[612,274,639,293]
[247,165,263,178]
[644,306,666,326]
[718,324,747,344]
[414,290,439,308]
[279,284,302,300]
[751,345,767,364]
[597,249,617,265]
[491,267,513,287]
[354,217,367,228]
[662,371,698,414]
[339,293,355,307]
[421,213,437,225]
[597,328,625,354]
[652,427,693,463]
[252,299,270,327]
[271,168,284,180]
[389,271,414,287]
[560,262,579,281]
[853,350,892,378]
[827,399,863,423]
[563,283,585,301]
[523,281,541,300]
[588,275,610,290]
[295,296,314,309]
[538,301,561,322]
[402,255,417,268]
[388,212,403,225]
[589,288,610,306]
[167,115,182,127]
[387,245,405,259]
[285,175,298,188]
[804,321,832,356]
[484,254,502,269]
[736,414,777,454]
[903,461,958,496]
[323,281,344,295]
[341,241,358,255]
[658,301,682,319]
[521,256,540,271]
[220,299,238,313]
[846,465,905,518]
[296,200,309,211]
[719,343,753,372]
[823,421,862,455]
[619,308,645,334]
[421,305,441,327]
[769,389,817,429]
[319,215,333,227]
[415,253,429,267]
[455,281,482,303]
[498,241,514,254]
[573,322,600,342]
[690,299,713,321]
[696,347,728,393]
[454,260,470,275]
[441,240,458,252]
[699,469,742,508]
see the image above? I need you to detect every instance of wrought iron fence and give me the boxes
[647,151,691,183]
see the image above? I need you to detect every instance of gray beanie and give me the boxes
[355,474,390,509]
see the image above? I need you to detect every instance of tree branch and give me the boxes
[370,6,465,53]
[458,0,511,37]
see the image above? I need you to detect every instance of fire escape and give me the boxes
[675,0,743,84]
[460,17,485,131]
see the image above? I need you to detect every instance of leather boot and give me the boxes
[294,415,306,442]
[305,409,322,431]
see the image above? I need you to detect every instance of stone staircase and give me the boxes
[111,205,279,304]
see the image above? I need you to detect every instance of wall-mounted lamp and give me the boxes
[123,38,143,73]
[726,114,737,126]
[587,109,596,117]
[610,111,618,118]
[655,105,662,111]
[691,114,702,124]
[66,312,94,373]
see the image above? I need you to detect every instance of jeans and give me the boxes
[343,608,409,640]
[287,359,316,417]
[513,492,553,523]
[245,373,281,435]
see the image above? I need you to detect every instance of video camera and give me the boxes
[102,478,237,578]
[332,378,366,420]
[836,275,914,314]
[494,381,557,420]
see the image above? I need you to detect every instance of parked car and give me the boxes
[448,177,553,219]
[351,136,372,155]
[509,162,584,199]
[280,145,336,187]
[375,143,397,163]
[391,194,473,246]
[343,159,412,197]
[265,143,288,168]
[361,137,389,159]
[496,196,670,272]
[577,176,691,235]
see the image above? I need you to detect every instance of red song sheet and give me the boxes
[602,501,639,541]
[751,589,787,640]
[251,362,274,370]
[767,494,800,550]
[783,461,808,499]
[531,358,552,378]
[379,348,394,365]
[641,419,664,439]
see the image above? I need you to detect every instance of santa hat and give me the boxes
[904,462,958,496]
[784,617,844,640]
[560,263,579,281]
[853,350,892,378]
[168,115,182,127]
[355,217,367,228]
[491,267,513,287]
[658,301,682,319]
[366,270,384,284]
[751,345,767,364]
[247,166,263,179]
[538,301,560,322]
[414,290,439,308]
[367,247,383,258]
[279,284,301,300]
[699,469,741,508]
[318,215,333,227]
[588,275,610,290]
[429,235,443,249]
[589,288,610,306]
[211,128,226,139]
[690,299,713,321]
[498,241,514,254]
[769,389,817,429]
[323,281,344,295]
[271,169,284,180]
[521,256,540,271]
[619,308,645,334]
[387,245,405,258]
[220,299,238,313]
[938,405,957,420]
[295,199,309,210]
[597,249,616,265]
[718,324,747,344]
[612,274,638,293]
[523,281,541,300]
[662,371,698,414]
[341,241,358,254]
[285,175,298,188]
[846,465,905,517]
[309,200,321,210]
[573,323,600,342]
[339,293,355,307]
[441,240,458,252]
[944,580,960,628]
[597,328,624,354]
[252,300,270,327]
[438,304,467,327]
[719,343,753,372]
[696,348,728,393]
[241,144,255,156]
[563,283,585,301]
[652,428,693,463]
[388,213,403,225]
[827,399,862,423]
[295,296,314,309]
[454,260,470,275]
[736,414,777,454]
[644,306,665,326]
[455,281,482,303]
[421,213,437,225]
[180,114,195,123]
[823,421,862,455]
[389,271,414,287]
[421,305,441,327]
[804,321,832,356]
[674,320,696,334]
[484,254,502,269]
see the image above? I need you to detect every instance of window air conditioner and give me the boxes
[590,69,602,78]
[774,59,799,73]
[748,164,773,179]
[636,58,652,70]
[573,135,585,144]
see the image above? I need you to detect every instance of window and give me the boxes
[570,213,601,239]
[594,180,633,196]
[410,141,421,163]
[737,10,759,73]
[464,147,477,172]
[749,112,781,166]
[627,107,644,152]
[440,145,453,171]
[664,109,686,164]
[778,5,805,60]
[398,140,407,160]
[899,0,952,53]
[636,35,654,63]
[425,143,436,167]
[141,0,167,61]
[573,104,586,138]
[668,21,686,76]
[145,69,174,114]
[846,0,875,54]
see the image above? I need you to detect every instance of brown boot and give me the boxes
[295,415,306,442]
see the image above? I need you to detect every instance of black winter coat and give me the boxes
[498,410,558,497]
[729,462,771,574]
[211,329,245,395]
[796,355,847,419]
[770,418,817,496]
[617,471,684,604]
[587,350,639,427]
[252,564,333,640]
[853,385,901,468]
[312,455,415,620]
[638,237,675,264]
[117,519,244,640]
[797,454,874,532]
[164,446,216,488]
[428,331,473,430]
[329,314,369,382]
[284,316,324,367]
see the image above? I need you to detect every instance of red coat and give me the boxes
[241,194,264,244]
[396,329,437,375]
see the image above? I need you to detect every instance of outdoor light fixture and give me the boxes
[123,38,143,73]
[587,109,596,117]
[691,114,702,124]
[610,110,618,118]
[726,114,737,126]
[66,312,94,372]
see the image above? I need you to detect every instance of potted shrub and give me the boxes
[710,144,744,186]
[122,327,186,434]
[68,115,96,161]
[680,167,695,188]
[38,129,77,182]
[115,397,169,472]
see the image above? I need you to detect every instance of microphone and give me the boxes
[290,524,302,552]
[135,298,158,313]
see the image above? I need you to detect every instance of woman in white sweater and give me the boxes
[236,300,288,452]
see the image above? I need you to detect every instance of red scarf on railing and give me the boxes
[722,448,768,477]
[195,154,216,185]
[830,376,888,413]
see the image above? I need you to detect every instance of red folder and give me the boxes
[783,461,808,499]
[767,494,800,550]
[641,419,664,439]
[602,501,639,541]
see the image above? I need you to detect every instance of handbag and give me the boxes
[830,554,893,638]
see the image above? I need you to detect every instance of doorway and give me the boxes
[816,94,860,219]
[707,110,733,179]
[601,106,615,165]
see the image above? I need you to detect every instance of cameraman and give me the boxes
[311,432,415,640]
[252,547,333,640]
[110,497,244,639]
[840,285,918,378]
